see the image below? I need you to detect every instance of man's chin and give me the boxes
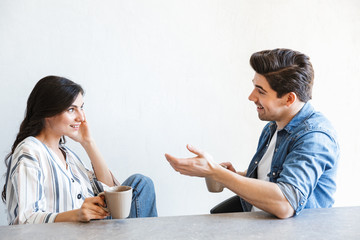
[258,114,269,121]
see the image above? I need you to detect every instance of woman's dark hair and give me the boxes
[2,76,84,202]
[250,48,314,102]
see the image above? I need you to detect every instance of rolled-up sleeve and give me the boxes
[86,170,120,195]
[276,130,338,215]
[277,182,304,215]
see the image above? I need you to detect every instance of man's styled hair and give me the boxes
[250,48,314,102]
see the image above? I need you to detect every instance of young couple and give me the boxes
[2,48,339,224]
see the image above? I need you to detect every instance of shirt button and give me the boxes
[272,172,276,176]
[255,161,258,164]
[77,194,82,199]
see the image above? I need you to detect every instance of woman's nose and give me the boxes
[76,110,85,122]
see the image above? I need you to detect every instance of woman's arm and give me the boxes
[70,114,115,187]
[10,141,110,224]
[10,160,57,224]
[81,139,114,187]
[54,196,109,222]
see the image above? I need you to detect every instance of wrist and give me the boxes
[74,209,81,222]
[54,209,78,222]
[210,164,228,182]
[81,139,95,149]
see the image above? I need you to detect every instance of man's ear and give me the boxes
[285,92,297,106]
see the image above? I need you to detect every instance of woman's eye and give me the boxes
[68,108,74,113]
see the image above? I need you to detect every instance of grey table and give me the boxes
[0,207,359,239]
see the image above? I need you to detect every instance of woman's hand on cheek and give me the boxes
[79,120,92,142]
[69,119,93,145]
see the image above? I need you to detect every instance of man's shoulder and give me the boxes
[288,111,338,149]
[302,110,336,134]
[288,102,337,136]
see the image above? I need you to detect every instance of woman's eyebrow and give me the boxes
[69,103,84,108]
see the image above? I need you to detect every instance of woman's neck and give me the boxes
[36,130,61,150]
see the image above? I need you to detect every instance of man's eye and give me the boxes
[257,89,265,95]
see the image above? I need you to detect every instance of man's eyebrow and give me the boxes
[255,84,267,93]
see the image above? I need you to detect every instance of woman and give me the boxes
[2,76,157,224]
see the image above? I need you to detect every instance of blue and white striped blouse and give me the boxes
[5,136,112,224]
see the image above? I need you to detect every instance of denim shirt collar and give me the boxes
[269,102,315,134]
[283,102,314,133]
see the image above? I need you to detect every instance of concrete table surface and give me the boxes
[0,206,359,239]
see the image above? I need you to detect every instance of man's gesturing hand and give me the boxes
[165,144,219,177]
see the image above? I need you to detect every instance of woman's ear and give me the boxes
[43,117,51,129]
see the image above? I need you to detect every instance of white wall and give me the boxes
[0,0,359,225]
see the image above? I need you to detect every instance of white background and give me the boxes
[0,0,359,225]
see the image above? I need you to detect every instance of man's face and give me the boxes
[248,73,289,123]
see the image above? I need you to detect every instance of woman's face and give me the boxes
[44,93,85,139]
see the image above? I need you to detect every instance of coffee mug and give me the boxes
[205,165,227,193]
[205,177,225,193]
[99,185,133,219]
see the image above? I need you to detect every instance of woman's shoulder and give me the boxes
[13,136,45,159]
[16,136,43,149]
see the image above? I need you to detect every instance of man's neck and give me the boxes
[276,101,305,130]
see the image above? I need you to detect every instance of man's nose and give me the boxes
[248,89,256,102]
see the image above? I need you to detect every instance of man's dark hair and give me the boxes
[250,48,314,102]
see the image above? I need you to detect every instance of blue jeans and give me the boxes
[121,174,158,218]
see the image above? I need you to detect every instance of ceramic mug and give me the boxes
[205,177,225,193]
[205,165,227,193]
[99,185,133,219]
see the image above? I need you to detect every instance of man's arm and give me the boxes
[165,144,294,219]
[212,166,294,218]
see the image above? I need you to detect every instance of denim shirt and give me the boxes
[240,102,340,215]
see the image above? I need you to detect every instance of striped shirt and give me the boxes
[5,136,112,224]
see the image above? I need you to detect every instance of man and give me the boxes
[165,48,339,219]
